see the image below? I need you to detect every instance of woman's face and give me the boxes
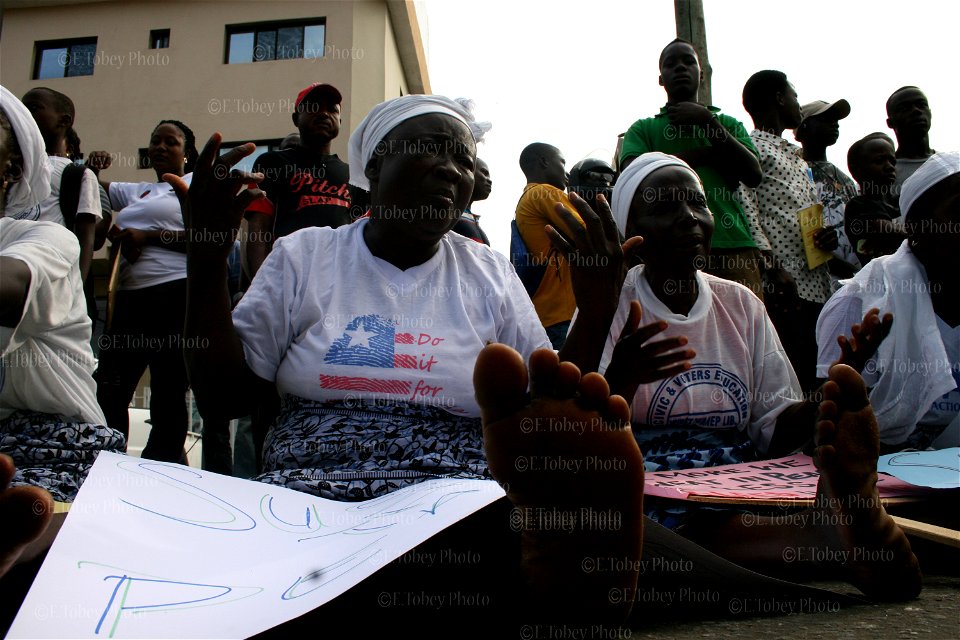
[909,173,960,272]
[366,113,476,246]
[148,123,186,177]
[624,165,713,271]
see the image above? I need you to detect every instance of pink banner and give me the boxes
[644,454,932,503]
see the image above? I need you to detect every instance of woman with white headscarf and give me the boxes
[173,95,551,500]
[817,151,960,450]
[580,152,826,481]
[0,86,124,505]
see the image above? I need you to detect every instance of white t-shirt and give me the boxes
[233,220,551,418]
[598,267,802,453]
[110,175,191,290]
[41,156,102,224]
[0,219,105,425]
[12,157,102,225]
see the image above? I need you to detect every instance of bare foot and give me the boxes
[0,454,54,578]
[474,344,645,623]
[813,364,922,600]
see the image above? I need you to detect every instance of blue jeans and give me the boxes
[544,320,570,350]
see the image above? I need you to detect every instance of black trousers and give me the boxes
[95,279,190,462]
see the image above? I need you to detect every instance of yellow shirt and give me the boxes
[514,183,584,327]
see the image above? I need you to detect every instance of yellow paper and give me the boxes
[797,203,832,270]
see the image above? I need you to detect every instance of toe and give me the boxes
[827,364,870,410]
[474,343,529,425]
[529,349,562,398]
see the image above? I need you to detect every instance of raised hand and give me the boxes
[546,192,643,311]
[834,307,893,374]
[85,150,112,174]
[163,132,264,259]
[603,301,695,403]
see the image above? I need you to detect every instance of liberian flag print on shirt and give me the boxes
[320,314,445,403]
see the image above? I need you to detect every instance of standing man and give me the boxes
[620,39,764,296]
[741,70,836,392]
[886,86,934,196]
[794,99,861,279]
[515,143,581,349]
[20,88,102,285]
[243,83,352,282]
[452,157,492,245]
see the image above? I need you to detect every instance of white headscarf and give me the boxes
[0,85,50,216]
[611,152,702,236]
[899,151,960,221]
[348,95,491,191]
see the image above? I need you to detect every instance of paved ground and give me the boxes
[629,533,960,640]
[633,575,959,639]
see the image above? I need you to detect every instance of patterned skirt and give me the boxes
[0,410,126,502]
[255,396,489,501]
[634,425,756,530]
[635,425,756,472]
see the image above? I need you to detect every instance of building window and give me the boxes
[150,29,170,49]
[33,38,98,79]
[225,19,325,64]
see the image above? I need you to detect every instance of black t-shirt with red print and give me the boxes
[247,147,356,237]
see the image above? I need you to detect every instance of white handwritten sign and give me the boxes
[9,452,505,639]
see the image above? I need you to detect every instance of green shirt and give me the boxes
[620,107,758,249]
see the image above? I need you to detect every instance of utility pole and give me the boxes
[674,0,712,106]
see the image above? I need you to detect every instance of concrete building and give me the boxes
[0,0,431,179]
[1,0,430,416]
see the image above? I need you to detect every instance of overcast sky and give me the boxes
[421,0,958,255]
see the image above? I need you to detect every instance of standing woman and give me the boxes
[95,120,198,462]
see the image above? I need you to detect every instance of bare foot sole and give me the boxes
[814,364,922,601]
[475,344,645,623]
[0,454,54,578]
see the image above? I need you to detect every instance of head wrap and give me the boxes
[611,152,701,236]
[0,85,51,216]
[900,151,960,221]
[348,95,491,191]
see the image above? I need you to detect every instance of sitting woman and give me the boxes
[176,95,554,500]
[585,152,820,471]
[0,87,123,588]
[817,151,960,451]
[0,86,124,505]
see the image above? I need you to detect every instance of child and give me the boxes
[844,133,907,265]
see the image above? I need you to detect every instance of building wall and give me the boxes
[0,0,418,182]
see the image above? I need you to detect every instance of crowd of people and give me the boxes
[0,34,957,633]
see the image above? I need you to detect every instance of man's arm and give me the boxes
[618,121,652,173]
[242,211,274,283]
[73,213,96,282]
[665,104,761,187]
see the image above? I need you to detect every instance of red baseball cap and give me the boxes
[295,83,342,110]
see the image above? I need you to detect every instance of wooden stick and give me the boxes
[892,516,960,549]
